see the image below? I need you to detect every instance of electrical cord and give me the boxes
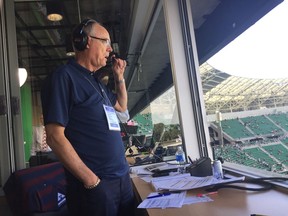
[206,177,288,192]
[133,150,164,166]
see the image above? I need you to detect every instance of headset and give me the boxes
[72,18,97,51]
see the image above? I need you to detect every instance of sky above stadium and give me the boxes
[207,0,288,79]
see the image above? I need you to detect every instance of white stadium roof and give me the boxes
[200,62,288,115]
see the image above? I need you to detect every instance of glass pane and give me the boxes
[201,1,288,178]
[15,2,184,167]
[127,86,182,166]
[15,2,48,166]
[123,9,183,166]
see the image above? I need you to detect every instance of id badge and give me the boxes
[103,104,120,131]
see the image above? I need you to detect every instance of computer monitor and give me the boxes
[120,124,138,135]
[132,135,146,148]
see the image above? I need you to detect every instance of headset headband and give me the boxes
[72,19,97,51]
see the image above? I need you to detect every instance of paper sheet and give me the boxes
[151,175,245,191]
[137,191,186,209]
[183,195,214,205]
[137,192,214,209]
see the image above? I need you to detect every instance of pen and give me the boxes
[250,214,268,216]
[147,192,171,199]
[196,191,218,197]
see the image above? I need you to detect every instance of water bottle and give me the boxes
[213,160,223,179]
[175,146,186,173]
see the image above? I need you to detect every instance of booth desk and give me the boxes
[132,176,288,216]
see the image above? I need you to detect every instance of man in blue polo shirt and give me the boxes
[41,19,134,216]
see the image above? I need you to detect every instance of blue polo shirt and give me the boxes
[41,59,129,178]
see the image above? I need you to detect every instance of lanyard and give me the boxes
[84,74,112,106]
[83,73,124,128]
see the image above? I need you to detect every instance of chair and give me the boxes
[3,162,68,216]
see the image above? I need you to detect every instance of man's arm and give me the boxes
[45,123,99,187]
[112,58,127,112]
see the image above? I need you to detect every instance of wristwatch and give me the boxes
[116,79,125,84]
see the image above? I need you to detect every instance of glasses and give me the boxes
[89,35,111,48]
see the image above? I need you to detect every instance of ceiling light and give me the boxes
[18,68,28,87]
[46,1,64,22]
[66,50,75,57]
[66,34,75,56]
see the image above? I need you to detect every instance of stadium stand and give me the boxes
[267,113,288,131]
[240,115,283,136]
[219,119,254,139]
[212,114,288,175]
[132,113,153,135]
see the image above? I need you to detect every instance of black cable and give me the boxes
[206,177,288,192]
[133,149,166,166]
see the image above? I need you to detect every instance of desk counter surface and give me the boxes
[132,176,288,216]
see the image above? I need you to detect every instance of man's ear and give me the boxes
[86,37,91,49]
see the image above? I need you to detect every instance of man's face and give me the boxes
[88,24,113,69]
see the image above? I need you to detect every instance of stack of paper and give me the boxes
[138,191,187,209]
[151,175,245,191]
[137,191,215,209]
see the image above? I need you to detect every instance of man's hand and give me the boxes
[112,57,127,79]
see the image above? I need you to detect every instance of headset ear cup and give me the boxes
[73,27,88,51]
[72,19,95,51]
[74,34,87,51]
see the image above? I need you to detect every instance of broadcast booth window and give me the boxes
[125,0,288,188]
[120,2,188,167]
